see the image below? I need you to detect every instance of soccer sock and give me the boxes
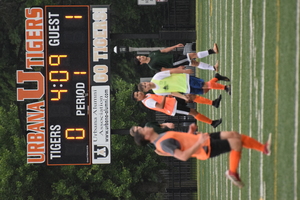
[241,134,264,152]
[194,113,213,124]
[206,78,226,90]
[229,150,241,173]
[197,50,209,58]
[208,49,215,54]
[193,95,213,105]
[197,62,215,71]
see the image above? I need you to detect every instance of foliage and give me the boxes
[0,0,168,199]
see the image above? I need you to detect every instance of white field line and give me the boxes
[218,0,226,192]
[236,1,244,198]
[208,5,213,200]
[229,0,243,199]
[294,0,300,199]
[207,5,212,198]
[215,3,221,199]
[259,0,266,199]
[264,181,267,199]
[238,0,243,196]
[218,1,227,199]
[226,0,235,198]
[248,0,254,199]
[207,4,217,199]
[220,1,232,199]
[223,0,232,198]
[210,2,216,198]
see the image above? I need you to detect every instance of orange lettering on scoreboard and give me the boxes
[25,7,44,69]
[16,70,44,101]
[18,7,46,164]
[26,101,46,163]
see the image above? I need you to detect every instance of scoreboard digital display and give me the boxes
[45,6,90,165]
[17,5,111,165]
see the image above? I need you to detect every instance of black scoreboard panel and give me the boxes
[45,6,90,165]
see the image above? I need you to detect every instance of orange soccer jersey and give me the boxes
[155,131,211,160]
[142,94,177,116]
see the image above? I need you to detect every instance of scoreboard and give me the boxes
[17,5,111,165]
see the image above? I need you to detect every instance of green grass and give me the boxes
[195,0,300,199]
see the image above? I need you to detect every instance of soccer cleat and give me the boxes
[225,170,244,188]
[213,43,219,54]
[211,118,222,128]
[215,73,230,81]
[212,94,222,108]
[263,133,272,156]
[225,85,231,95]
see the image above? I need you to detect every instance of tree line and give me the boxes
[0,0,169,199]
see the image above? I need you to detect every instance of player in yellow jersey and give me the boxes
[138,67,231,97]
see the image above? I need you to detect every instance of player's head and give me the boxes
[130,126,151,146]
[131,90,146,102]
[134,55,149,66]
[129,125,140,136]
[138,82,152,92]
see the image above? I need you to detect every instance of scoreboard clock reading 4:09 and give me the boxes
[16,5,111,165]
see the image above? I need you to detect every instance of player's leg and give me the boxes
[219,131,272,155]
[185,94,222,108]
[203,78,231,95]
[224,137,244,188]
[215,73,230,81]
[190,60,218,71]
[189,108,222,128]
[209,132,244,188]
[188,43,219,60]
[175,102,221,128]
[240,133,272,155]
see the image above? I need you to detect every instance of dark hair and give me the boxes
[130,126,150,146]
[133,57,141,66]
[138,82,145,92]
[131,91,138,102]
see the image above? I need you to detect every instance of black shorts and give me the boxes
[209,132,231,158]
[174,97,191,115]
[173,54,189,67]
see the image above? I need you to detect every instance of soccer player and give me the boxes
[130,121,175,137]
[130,121,175,150]
[138,67,231,97]
[134,43,220,72]
[130,123,272,188]
[132,90,222,128]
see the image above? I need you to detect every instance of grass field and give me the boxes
[195,0,300,199]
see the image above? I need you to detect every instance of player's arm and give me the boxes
[155,96,167,109]
[173,133,209,161]
[171,92,188,101]
[187,123,197,134]
[161,65,185,72]
[168,67,193,74]
[160,123,175,129]
[160,43,184,53]
[155,149,172,156]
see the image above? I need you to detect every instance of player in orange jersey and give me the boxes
[132,90,222,128]
[130,123,272,188]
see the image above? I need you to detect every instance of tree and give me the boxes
[0,0,169,199]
